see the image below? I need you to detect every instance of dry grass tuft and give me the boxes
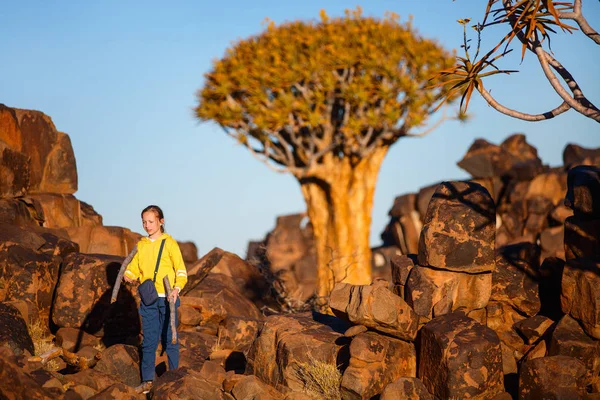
[293,358,342,400]
[27,319,60,371]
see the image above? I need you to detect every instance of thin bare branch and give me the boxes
[478,85,571,120]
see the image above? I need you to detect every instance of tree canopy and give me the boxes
[196,8,456,178]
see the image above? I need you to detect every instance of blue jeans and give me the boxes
[139,297,180,381]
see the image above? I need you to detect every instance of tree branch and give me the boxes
[558,0,600,45]
[478,85,571,120]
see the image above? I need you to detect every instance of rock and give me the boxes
[418,312,504,400]
[561,258,600,339]
[329,281,418,341]
[390,254,414,297]
[0,197,44,227]
[343,325,367,338]
[341,332,416,399]
[416,184,439,223]
[26,193,101,229]
[526,172,567,207]
[4,299,39,325]
[457,135,543,180]
[179,304,202,327]
[387,193,422,255]
[0,106,78,194]
[56,327,101,352]
[88,382,142,399]
[519,356,587,399]
[52,253,140,339]
[217,317,262,353]
[178,241,198,265]
[405,265,491,319]
[513,316,554,345]
[65,225,141,257]
[66,368,122,393]
[152,369,230,399]
[539,226,565,261]
[524,341,546,361]
[189,247,267,303]
[223,371,245,393]
[0,243,61,325]
[565,166,600,217]
[486,301,528,359]
[380,377,433,400]
[548,314,600,382]
[501,343,518,374]
[550,204,574,224]
[0,139,30,197]
[418,181,496,273]
[259,213,318,303]
[198,360,227,386]
[182,273,263,323]
[563,144,600,169]
[232,375,283,400]
[178,331,216,369]
[0,303,34,356]
[539,257,566,320]
[491,244,541,317]
[246,313,348,392]
[94,344,141,387]
[564,216,600,260]
[370,246,397,282]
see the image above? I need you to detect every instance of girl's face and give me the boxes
[142,211,164,237]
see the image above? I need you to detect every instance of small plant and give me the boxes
[292,356,342,400]
[27,319,60,371]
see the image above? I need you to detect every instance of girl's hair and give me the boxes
[141,205,165,232]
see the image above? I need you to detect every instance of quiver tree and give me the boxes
[196,8,456,305]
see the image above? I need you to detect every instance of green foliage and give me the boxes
[196,7,455,172]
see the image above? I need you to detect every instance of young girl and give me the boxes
[124,205,188,389]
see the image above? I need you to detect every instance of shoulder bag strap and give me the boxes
[152,239,167,283]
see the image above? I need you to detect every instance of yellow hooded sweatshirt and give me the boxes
[124,233,188,295]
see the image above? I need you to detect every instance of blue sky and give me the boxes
[1,1,599,257]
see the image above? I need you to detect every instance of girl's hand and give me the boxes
[169,288,180,302]
[124,275,135,284]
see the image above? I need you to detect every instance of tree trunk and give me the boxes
[299,147,388,308]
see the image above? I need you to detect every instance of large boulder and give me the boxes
[28,193,102,229]
[419,312,504,400]
[563,144,600,169]
[0,105,77,194]
[0,242,62,324]
[65,225,141,257]
[329,281,418,341]
[246,313,348,392]
[519,356,587,399]
[418,181,496,273]
[0,197,44,227]
[0,350,56,399]
[341,331,416,399]
[52,253,140,339]
[457,135,543,180]
[561,258,600,339]
[405,265,491,319]
[188,247,267,303]
[0,303,34,356]
[548,314,600,382]
[380,377,433,400]
[181,273,263,327]
[0,139,30,197]
[491,243,541,317]
[564,216,600,260]
[94,344,141,387]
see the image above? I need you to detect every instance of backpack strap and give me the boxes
[152,239,167,283]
